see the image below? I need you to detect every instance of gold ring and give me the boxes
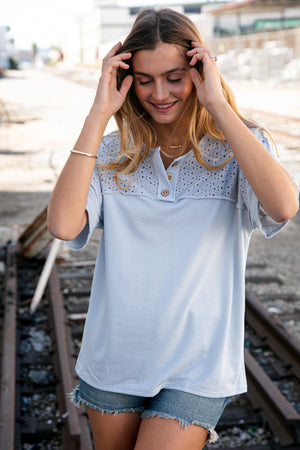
[209,56,218,62]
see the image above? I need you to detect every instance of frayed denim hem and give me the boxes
[67,385,145,415]
[141,410,218,443]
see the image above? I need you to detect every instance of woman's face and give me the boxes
[132,43,194,130]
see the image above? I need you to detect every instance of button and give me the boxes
[172,161,179,167]
[161,189,169,197]
[167,173,173,181]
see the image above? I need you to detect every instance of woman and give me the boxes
[47,8,298,450]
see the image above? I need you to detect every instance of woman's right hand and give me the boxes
[91,42,133,118]
[48,42,133,241]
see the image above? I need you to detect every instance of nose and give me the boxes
[152,80,168,101]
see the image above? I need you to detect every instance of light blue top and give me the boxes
[66,129,290,398]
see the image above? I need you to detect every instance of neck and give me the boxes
[154,120,188,147]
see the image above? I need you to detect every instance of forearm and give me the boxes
[48,43,133,240]
[209,101,299,222]
[47,109,110,240]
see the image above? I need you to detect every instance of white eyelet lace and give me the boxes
[95,129,274,208]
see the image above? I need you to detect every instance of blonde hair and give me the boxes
[100,8,258,186]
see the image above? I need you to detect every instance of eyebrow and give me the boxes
[133,68,187,77]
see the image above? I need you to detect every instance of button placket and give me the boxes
[154,150,181,201]
[161,189,170,197]
[163,159,181,200]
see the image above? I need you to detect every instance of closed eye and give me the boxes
[137,78,182,85]
[139,80,152,85]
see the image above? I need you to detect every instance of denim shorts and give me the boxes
[68,379,228,443]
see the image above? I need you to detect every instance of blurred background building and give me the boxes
[208,0,300,80]
[1,0,300,81]
[80,0,300,81]
[74,0,219,65]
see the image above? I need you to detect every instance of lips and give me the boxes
[149,101,178,113]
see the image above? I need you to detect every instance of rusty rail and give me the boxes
[246,291,300,379]
[0,242,17,449]
[245,349,300,446]
[0,245,93,448]
[245,292,300,445]
[47,263,93,450]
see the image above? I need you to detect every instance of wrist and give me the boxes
[89,104,112,123]
[206,99,231,119]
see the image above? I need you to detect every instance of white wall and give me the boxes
[97,3,214,58]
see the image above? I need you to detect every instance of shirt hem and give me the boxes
[76,371,247,399]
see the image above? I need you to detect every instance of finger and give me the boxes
[103,53,132,72]
[101,57,131,82]
[105,60,131,72]
[104,53,132,68]
[110,51,132,61]
[191,41,205,49]
[189,68,202,90]
[187,41,214,56]
[189,51,207,67]
[188,46,213,56]
[186,42,206,55]
[187,46,205,56]
[189,49,215,67]
[114,60,131,69]
[187,48,212,57]
[119,75,134,97]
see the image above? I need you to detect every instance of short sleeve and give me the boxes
[64,150,103,251]
[238,128,298,238]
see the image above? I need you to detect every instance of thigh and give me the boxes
[134,416,208,450]
[69,379,146,450]
[138,388,228,448]
[87,407,142,450]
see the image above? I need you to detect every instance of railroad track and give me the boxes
[1,70,298,448]
[0,242,93,450]
[1,239,300,449]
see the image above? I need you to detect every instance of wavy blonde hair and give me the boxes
[101,8,258,186]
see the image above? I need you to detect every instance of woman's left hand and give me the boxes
[187,41,225,113]
[187,42,299,223]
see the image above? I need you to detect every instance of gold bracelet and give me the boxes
[70,149,97,159]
